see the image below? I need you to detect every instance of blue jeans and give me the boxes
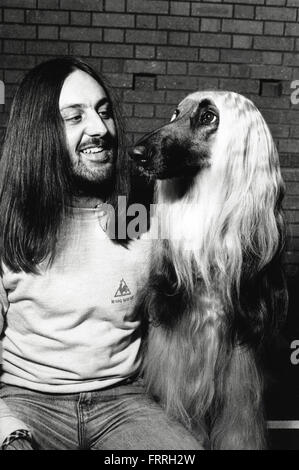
[0,379,207,450]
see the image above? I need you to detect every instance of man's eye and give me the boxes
[98,107,112,119]
[200,111,217,125]
[170,109,179,122]
[65,115,82,123]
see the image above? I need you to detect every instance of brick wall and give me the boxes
[0,0,298,280]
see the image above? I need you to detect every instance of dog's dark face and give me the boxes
[130,94,220,179]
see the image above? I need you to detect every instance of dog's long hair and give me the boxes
[132,91,287,449]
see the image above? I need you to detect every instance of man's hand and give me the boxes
[3,438,34,450]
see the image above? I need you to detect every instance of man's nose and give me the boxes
[85,111,108,137]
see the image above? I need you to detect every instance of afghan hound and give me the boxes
[130,91,287,450]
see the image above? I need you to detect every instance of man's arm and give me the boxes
[0,281,33,450]
[0,397,33,449]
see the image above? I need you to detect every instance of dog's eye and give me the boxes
[200,111,217,125]
[170,109,179,122]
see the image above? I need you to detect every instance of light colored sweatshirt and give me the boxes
[0,206,150,444]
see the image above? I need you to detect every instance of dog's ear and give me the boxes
[210,94,285,274]
[197,93,287,345]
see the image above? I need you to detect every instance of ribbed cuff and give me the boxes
[0,417,30,447]
[2,429,32,449]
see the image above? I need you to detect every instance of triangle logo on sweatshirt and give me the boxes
[114,279,132,297]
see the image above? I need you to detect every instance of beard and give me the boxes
[71,141,116,200]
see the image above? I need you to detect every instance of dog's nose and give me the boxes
[128,145,147,161]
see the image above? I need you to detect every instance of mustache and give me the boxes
[77,135,115,152]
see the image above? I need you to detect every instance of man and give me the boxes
[0,57,204,450]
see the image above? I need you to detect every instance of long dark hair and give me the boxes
[0,57,129,274]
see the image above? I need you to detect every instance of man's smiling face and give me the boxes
[59,69,117,190]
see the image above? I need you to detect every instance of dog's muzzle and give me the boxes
[129,144,158,171]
